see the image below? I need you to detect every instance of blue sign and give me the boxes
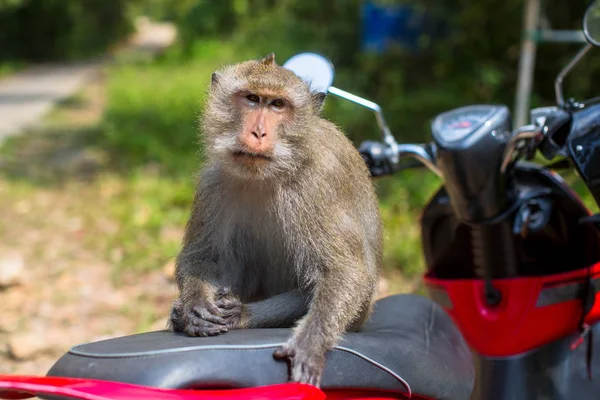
[361,1,423,53]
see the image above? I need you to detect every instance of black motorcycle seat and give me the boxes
[47,294,474,400]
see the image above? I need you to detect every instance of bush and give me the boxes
[100,39,254,175]
[167,0,600,145]
[0,0,133,62]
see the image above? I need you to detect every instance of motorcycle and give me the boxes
[4,2,600,400]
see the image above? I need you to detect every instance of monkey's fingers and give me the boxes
[191,305,227,325]
[219,307,242,319]
[289,352,323,387]
[169,311,184,332]
[204,302,222,316]
[215,297,242,310]
[273,346,296,360]
[185,319,228,337]
[216,287,233,298]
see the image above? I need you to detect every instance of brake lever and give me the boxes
[396,143,442,178]
[500,124,545,173]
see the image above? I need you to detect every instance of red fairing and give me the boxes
[0,375,424,400]
[424,262,600,356]
[0,375,325,400]
[325,389,429,400]
[0,375,434,400]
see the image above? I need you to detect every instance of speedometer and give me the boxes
[432,105,499,144]
[443,115,487,141]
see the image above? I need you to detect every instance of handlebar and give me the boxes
[360,112,566,181]
[358,141,441,177]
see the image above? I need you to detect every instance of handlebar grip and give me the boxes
[359,141,394,176]
[359,140,427,176]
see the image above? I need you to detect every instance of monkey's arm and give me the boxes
[274,261,374,386]
[171,181,229,332]
[170,257,232,337]
[243,289,311,328]
[171,196,234,338]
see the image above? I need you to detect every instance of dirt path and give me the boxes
[0,18,176,141]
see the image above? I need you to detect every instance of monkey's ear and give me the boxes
[312,92,327,112]
[260,52,276,66]
[211,72,220,87]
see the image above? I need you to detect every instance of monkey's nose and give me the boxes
[251,130,267,139]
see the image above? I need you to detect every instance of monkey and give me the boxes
[169,52,383,387]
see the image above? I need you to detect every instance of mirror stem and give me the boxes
[555,43,593,106]
[328,86,400,163]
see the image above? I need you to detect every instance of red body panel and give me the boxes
[326,390,429,400]
[0,375,324,400]
[0,376,415,400]
[424,262,600,356]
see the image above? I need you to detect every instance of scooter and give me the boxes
[4,2,600,400]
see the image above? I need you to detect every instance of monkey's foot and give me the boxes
[169,298,229,337]
[215,287,245,329]
[273,342,325,387]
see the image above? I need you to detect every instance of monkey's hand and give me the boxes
[169,296,229,337]
[215,287,246,329]
[273,337,325,387]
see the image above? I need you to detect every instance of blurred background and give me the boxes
[0,0,598,376]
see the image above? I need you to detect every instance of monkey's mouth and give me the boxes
[231,150,273,164]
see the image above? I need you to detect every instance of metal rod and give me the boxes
[514,0,541,129]
[396,144,442,178]
[328,86,389,134]
[500,124,544,173]
[539,29,587,43]
[554,43,593,106]
[328,86,400,163]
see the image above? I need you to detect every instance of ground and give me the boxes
[0,72,179,375]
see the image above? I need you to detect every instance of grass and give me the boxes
[100,39,257,174]
[0,61,26,79]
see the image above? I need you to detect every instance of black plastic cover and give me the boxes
[431,105,512,222]
[567,102,600,206]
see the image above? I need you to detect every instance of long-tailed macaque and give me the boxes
[169,53,383,386]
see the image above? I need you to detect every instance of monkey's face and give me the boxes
[202,54,324,181]
[230,90,293,170]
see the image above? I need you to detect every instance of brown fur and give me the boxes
[169,53,383,386]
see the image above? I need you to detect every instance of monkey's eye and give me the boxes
[271,99,285,108]
[246,94,260,103]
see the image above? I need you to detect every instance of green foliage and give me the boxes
[376,171,442,275]
[0,0,22,10]
[0,60,25,78]
[166,0,600,144]
[0,0,133,62]
[100,40,255,175]
[101,62,204,175]
[105,171,194,273]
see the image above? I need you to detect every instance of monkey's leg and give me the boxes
[273,267,371,387]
